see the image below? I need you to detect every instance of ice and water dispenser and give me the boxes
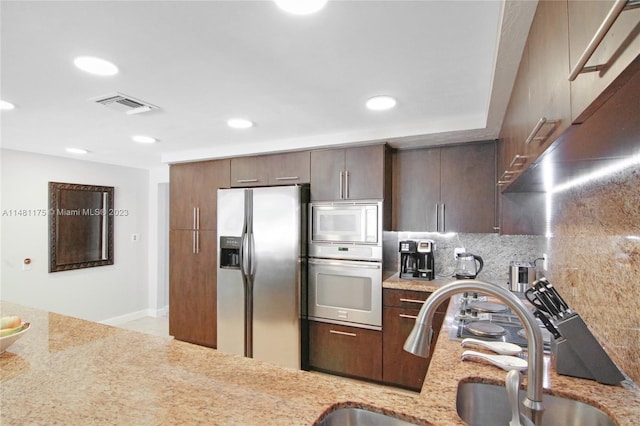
[219,236,241,269]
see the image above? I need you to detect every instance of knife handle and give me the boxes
[534,309,561,339]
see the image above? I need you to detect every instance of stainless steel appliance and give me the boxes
[449,292,552,352]
[217,185,308,369]
[399,239,435,280]
[454,252,484,279]
[508,260,536,292]
[309,200,382,260]
[308,200,383,330]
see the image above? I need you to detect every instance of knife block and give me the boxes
[550,314,625,385]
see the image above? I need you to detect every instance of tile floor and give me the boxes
[117,315,170,338]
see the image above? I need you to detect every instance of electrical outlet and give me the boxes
[131,233,140,242]
[454,247,465,259]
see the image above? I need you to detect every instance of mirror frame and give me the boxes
[48,181,114,272]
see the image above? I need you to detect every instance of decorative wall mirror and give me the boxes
[49,182,114,272]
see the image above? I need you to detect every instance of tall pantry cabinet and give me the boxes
[169,159,230,347]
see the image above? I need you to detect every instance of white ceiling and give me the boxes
[0,0,537,170]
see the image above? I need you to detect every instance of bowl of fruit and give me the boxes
[0,316,30,354]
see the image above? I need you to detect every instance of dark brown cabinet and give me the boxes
[230,151,310,187]
[310,144,388,201]
[169,159,230,347]
[382,289,447,391]
[498,0,572,191]
[230,156,269,187]
[267,151,311,185]
[170,160,230,230]
[392,142,497,233]
[526,0,572,160]
[308,321,382,381]
[169,230,217,347]
[499,0,640,193]
[568,0,640,123]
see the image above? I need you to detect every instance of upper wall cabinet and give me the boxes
[310,144,389,201]
[499,0,640,192]
[170,159,231,230]
[498,0,572,191]
[568,0,640,123]
[230,156,269,187]
[392,141,497,233]
[230,151,310,187]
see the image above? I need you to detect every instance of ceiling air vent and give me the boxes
[91,92,160,115]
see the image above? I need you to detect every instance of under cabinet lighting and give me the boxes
[366,95,397,111]
[275,0,327,15]
[73,56,119,76]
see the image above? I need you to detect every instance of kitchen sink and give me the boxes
[456,381,615,426]
[315,407,419,426]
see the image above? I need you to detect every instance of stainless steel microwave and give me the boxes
[309,201,382,261]
[309,201,382,245]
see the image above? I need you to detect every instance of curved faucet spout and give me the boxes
[403,279,544,413]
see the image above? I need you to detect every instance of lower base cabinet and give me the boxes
[308,321,382,381]
[307,289,449,389]
[382,288,448,391]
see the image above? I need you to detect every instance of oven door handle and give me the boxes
[308,258,381,269]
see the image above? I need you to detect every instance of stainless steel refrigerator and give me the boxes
[217,185,308,369]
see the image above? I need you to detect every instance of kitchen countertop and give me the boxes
[2,290,639,425]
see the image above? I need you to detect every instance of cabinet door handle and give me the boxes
[192,230,197,254]
[525,117,557,145]
[236,178,258,183]
[195,230,200,254]
[195,207,200,230]
[508,154,528,169]
[399,298,427,305]
[441,203,446,233]
[339,171,344,199]
[275,176,300,181]
[192,207,197,230]
[435,203,440,232]
[329,329,356,337]
[399,314,418,320]
[345,170,350,199]
[568,0,638,81]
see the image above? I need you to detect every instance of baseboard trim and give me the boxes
[100,304,170,326]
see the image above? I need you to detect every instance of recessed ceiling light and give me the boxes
[366,95,397,111]
[0,100,16,110]
[275,0,327,15]
[66,148,89,155]
[132,135,158,144]
[227,118,254,129]
[73,56,119,76]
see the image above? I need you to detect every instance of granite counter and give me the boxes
[2,295,639,425]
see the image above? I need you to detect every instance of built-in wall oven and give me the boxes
[308,201,382,330]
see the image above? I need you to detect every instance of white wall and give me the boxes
[146,167,170,316]
[1,149,151,322]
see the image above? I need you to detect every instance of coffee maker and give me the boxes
[399,239,435,280]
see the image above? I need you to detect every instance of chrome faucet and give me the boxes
[404,279,545,417]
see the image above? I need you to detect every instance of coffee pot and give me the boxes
[454,252,484,279]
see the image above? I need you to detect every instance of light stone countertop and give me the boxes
[2,288,639,425]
